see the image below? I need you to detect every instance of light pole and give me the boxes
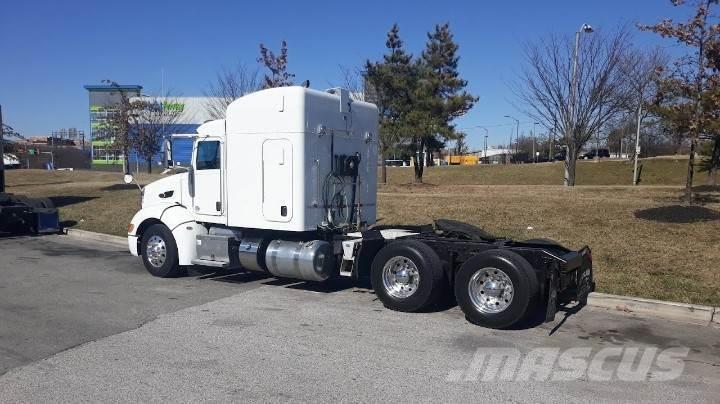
[504,115,519,163]
[570,24,594,119]
[633,103,642,185]
[549,118,556,162]
[0,105,5,193]
[479,126,489,163]
[484,134,488,164]
[507,126,513,164]
[566,23,593,185]
[532,122,539,163]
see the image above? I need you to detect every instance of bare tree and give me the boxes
[96,80,133,174]
[514,28,631,185]
[619,46,668,184]
[339,65,366,101]
[130,96,183,174]
[203,63,260,119]
[257,41,295,88]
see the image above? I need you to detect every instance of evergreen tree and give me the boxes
[410,23,477,181]
[365,24,416,183]
[366,23,476,183]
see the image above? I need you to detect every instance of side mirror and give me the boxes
[123,174,134,184]
[188,166,195,197]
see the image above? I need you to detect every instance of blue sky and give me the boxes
[0,0,691,150]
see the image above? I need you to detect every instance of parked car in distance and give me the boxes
[581,148,611,160]
[385,159,409,167]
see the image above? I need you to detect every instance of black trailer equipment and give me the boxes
[0,105,61,235]
[357,220,594,329]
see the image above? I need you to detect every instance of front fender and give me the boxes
[128,203,193,235]
[128,204,206,265]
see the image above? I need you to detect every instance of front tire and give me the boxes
[140,224,183,278]
[371,240,446,312]
[454,249,539,329]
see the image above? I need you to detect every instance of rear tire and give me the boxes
[140,224,184,278]
[371,240,446,312]
[454,249,539,329]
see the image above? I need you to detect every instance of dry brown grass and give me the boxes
[5,168,720,306]
[384,158,690,186]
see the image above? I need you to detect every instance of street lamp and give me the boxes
[570,24,593,124]
[570,24,593,108]
[504,115,520,162]
[566,23,593,185]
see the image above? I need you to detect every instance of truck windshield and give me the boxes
[196,141,220,170]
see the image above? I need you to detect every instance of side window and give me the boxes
[196,141,221,170]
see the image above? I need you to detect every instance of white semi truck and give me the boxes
[126,86,594,329]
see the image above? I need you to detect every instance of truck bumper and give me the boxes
[128,235,139,257]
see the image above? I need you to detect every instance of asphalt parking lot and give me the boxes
[0,235,718,402]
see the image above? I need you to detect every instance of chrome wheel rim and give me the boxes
[382,256,420,299]
[468,267,514,314]
[146,235,167,268]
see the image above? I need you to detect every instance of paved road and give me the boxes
[0,235,269,374]
[0,235,718,402]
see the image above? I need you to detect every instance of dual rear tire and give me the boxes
[453,250,539,329]
[371,241,539,329]
[370,240,446,312]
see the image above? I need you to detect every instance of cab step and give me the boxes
[191,258,230,268]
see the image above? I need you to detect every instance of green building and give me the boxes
[84,84,143,166]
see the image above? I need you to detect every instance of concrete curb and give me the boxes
[65,228,127,248]
[57,229,720,327]
[588,292,715,326]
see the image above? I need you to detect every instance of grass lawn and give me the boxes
[5,160,720,306]
[384,158,690,186]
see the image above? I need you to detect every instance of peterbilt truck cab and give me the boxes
[127,86,594,329]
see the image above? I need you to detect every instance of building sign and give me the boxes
[162,101,185,113]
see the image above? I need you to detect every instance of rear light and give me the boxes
[127,223,135,234]
[586,248,592,262]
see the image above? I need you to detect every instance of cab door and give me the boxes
[193,138,223,216]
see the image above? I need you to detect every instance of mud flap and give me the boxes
[353,230,385,283]
[576,266,593,307]
[544,268,558,323]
